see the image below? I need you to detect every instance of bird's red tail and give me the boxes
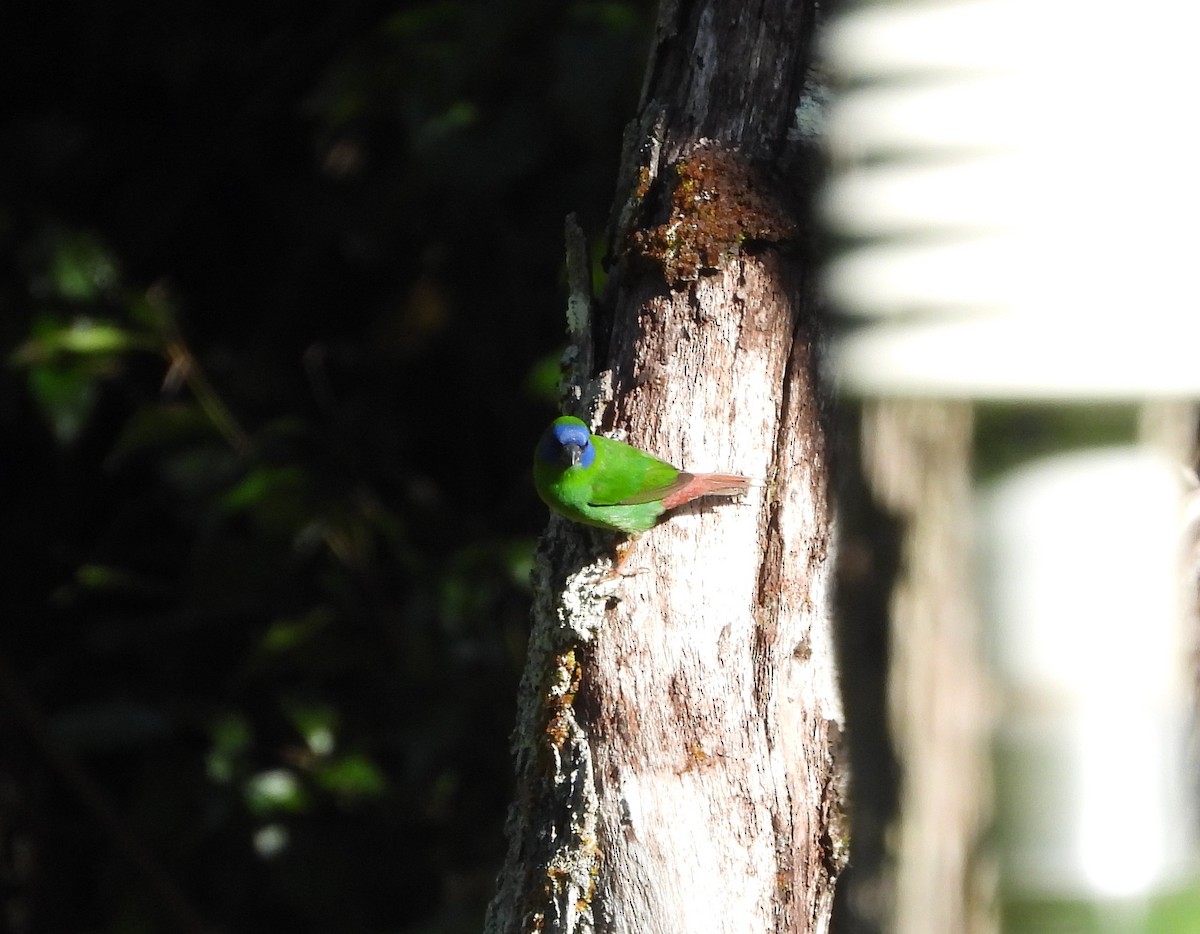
[659,472,752,510]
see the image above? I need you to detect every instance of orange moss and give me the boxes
[626,144,799,287]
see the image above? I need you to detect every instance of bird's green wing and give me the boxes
[586,435,684,506]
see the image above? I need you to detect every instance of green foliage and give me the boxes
[973,403,1142,481]
[0,0,654,931]
[1002,884,1200,934]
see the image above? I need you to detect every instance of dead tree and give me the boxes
[485,1,842,931]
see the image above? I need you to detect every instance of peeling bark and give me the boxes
[486,2,840,932]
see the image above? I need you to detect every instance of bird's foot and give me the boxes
[607,537,647,578]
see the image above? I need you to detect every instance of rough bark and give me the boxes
[485,2,841,932]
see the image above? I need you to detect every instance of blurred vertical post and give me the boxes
[860,399,995,934]
[823,0,1200,932]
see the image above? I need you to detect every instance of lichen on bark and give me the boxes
[485,530,614,934]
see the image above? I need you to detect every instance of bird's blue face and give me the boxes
[539,420,595,469]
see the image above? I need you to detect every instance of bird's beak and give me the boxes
[562,442,583,467]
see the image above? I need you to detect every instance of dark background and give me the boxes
[0,2,654,930]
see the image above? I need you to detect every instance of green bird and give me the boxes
[533,415,750,535]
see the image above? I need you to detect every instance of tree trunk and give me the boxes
[861,401,995,934]
[485,2,841,932]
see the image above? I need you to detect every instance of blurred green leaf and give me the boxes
[26,360,98,444]
[60,564,172,603]
[220,466,322,544]
[15,313,158,445]
[283,699,338,757]
[524,350,563,403]
[222,466,309,513]
[415,100,479,149]
[53,319,147,355]
[75,564,137,590]
[207,713,254,785]
[503,537,536,590]
[314,753,387,799]
[244,769,308,816]
[12,315,154,366]
[260,609,335,655]
[44,228,119,301]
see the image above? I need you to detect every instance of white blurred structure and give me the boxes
[979,450,1195,898]
[822,0,1200,921]
[823,0,1200,399]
